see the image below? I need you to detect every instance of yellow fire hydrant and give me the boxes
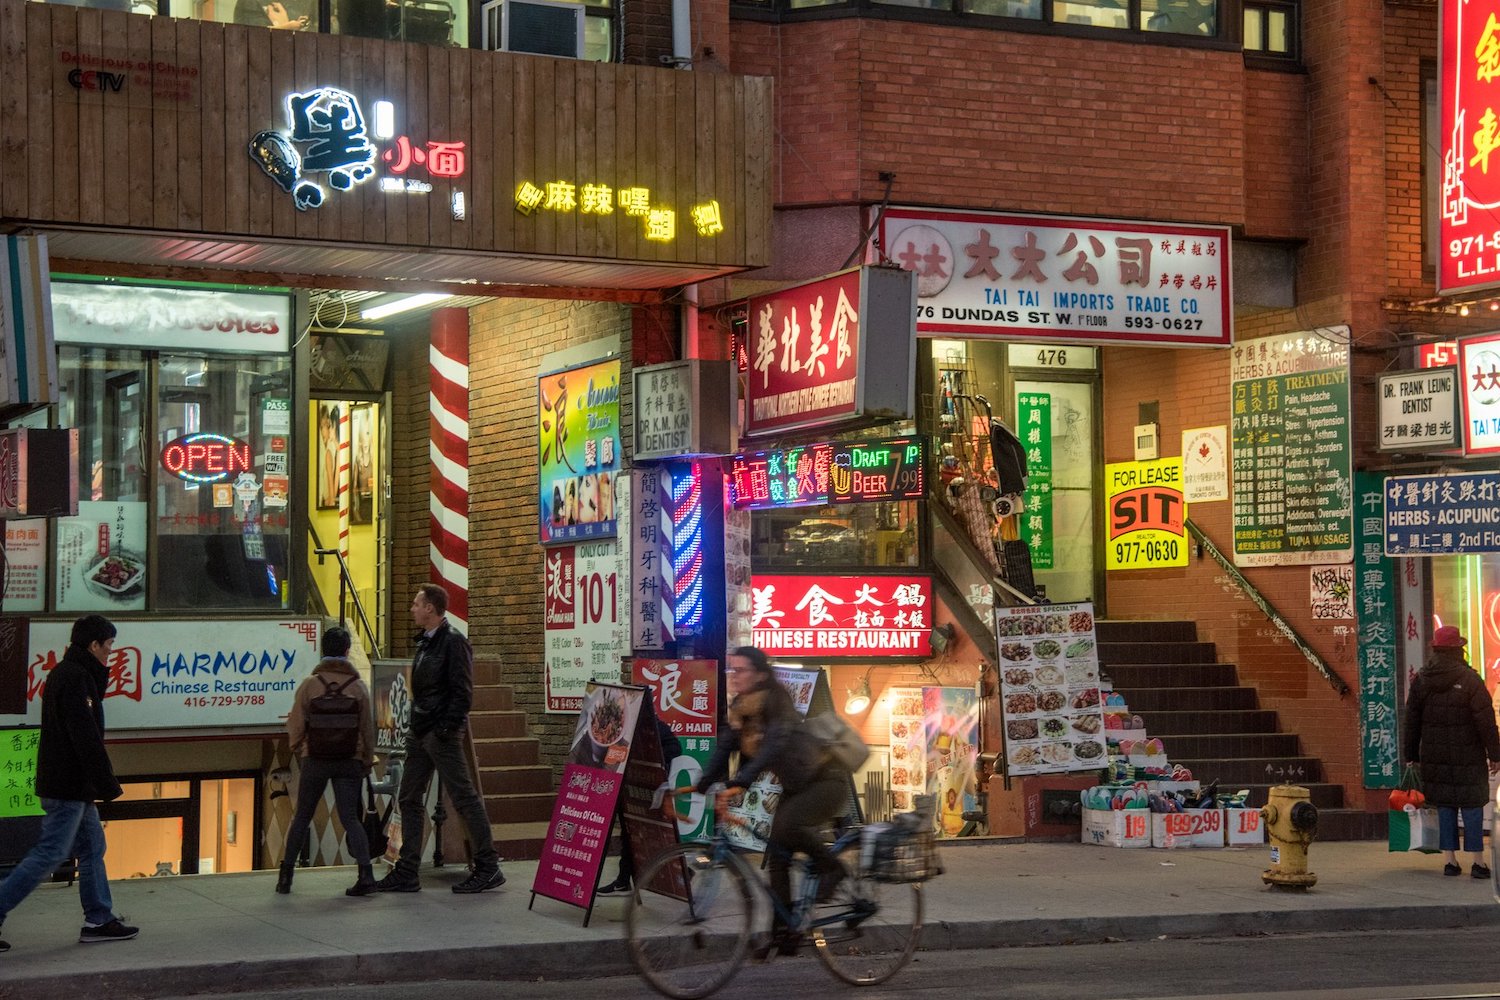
[1260,783,1318,890]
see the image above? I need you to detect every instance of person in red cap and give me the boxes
[1403,625,1500,878]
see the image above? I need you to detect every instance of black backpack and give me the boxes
[305,676,361,759]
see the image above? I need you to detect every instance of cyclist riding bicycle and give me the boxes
[696,646,851,954]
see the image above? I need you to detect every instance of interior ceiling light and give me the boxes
[361,293,450,321]
[844,669,873,715]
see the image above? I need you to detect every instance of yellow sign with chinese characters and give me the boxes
[515,180,723,242]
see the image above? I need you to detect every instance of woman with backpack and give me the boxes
[278,626,377,897]
[696,646,850,955]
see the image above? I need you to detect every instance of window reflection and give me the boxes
[1052,0,1127,29]
[1142,0,1215,35]
[752,502,919,570]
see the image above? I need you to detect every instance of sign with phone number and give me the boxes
[1104,457,1188,571]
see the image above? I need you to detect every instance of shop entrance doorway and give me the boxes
[103,774,260,877]
[1012,376,1100,604]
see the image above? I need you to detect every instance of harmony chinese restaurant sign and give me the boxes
[876,207,1232,347]
[1439,0,1500,294]
[729,436,924,509]
[1459,331,1500,454]
[744,266,916,438]
[750,575,932,657]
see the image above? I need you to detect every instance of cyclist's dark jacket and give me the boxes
[696,677,829,795]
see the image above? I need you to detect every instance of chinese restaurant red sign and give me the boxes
[730,436,925,509]
[876,207,1231,347]
[744,267,916,437]
[1441,0,1500,293]
[750,575,932,656]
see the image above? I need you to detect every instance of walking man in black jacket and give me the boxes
[0,615,138,952]
[377,584,504,894]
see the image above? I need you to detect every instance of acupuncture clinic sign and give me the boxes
[744,267,917,438]
[750,575,932,657]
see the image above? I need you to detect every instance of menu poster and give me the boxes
[722,665,824,853]
[0,727,41,818]
[2,520,46,612]
[887,686,927,813]
[1230,330,1355,567]
[996,601,1105,776]
[55,501,148,612]
[924,687,979,837]
[532,683,644,923]
[620,697,688,902]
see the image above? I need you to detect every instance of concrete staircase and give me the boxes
[470,663,554,860]
[1098,620,1382,841]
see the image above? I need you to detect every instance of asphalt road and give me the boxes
[150,927,1500,1000]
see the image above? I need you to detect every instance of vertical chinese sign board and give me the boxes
[533,684,655,924]
[632,659,718,842]
[1230,331,1354,567]
[1439,0,1500,295]
[1017,393,1054,569]
[0,727,41,818]
[1355,472,1399,789]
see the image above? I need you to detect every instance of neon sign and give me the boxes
[730,437,925,510]
[514,180,724,241]
[160,433,252,484]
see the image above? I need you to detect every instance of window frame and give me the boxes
[1241,0,1299,65]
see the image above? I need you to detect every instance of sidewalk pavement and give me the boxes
[3,840,1498,999]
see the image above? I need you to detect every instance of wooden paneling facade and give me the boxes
[0,0,772,272]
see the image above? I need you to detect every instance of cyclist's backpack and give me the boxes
[804,712,870,773]
[305,676,361,759]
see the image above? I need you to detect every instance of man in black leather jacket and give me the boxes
[377,584,504,894]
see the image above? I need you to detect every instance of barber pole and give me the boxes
[429,310,470,635]
[337,406,351,565]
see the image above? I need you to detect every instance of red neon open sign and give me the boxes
[161,433,252,484]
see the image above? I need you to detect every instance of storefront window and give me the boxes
[156,354,293,611]
[1430,554,1500,693]
[751,501,919,569]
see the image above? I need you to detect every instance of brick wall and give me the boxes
[1243,69,1309,241]
[391,300,633,775]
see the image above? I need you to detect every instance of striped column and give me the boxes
[336,405,351,566]
[428,309,470,636]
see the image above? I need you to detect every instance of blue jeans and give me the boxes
[0,798,115,927]
[1437,805,1485,853]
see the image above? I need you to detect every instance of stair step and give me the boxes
[1104,663,1241,688]
[473,685,516,712]
[478,764,553,794]
[472,659,505,686]
[1134,709,1280,736]
[487,791,556,824]
[469,710,530,739]
[1171,756,1323,785]
[1113,686,1259,711]
[1313,808,1385,841]
[474,736,542,768]
[1098,641,1217,664]
[1238,783,1347,809]
[1096,620,1199,643]
[1147,733,1300,758]
[492,821,551,861]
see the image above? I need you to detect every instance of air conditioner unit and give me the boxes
[481,0,585,58]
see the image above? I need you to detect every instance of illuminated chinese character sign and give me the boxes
[539,358,621,545]
[250,89,466,211]
[1459,331,1500,453]
[876,207,1231,347]
[729,437,924,509]
[750,575,932,657]
[1440,0,1500,294]
[744,266,916,438]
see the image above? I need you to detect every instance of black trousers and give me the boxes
[396,727,498,873]
[767,775,847,919]
[283,757,370,865]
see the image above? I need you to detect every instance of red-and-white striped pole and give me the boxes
[429,309,470,636]
[337,405,351,566]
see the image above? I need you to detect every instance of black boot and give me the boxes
[275,861,295,895]
[346,863,377,897]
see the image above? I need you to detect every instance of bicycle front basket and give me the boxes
[868,828,944,883]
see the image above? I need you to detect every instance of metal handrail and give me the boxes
[311,543,383,661]
[1183,518,1350,697]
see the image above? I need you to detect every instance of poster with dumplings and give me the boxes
[996,601,1105,775]
[887,687,926,813]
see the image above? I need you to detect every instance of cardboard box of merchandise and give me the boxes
[1082,808,1151,848]
[1223,806,1265,845]
[1151,809,1224,848]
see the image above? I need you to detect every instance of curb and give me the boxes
[7,902,1500,1000]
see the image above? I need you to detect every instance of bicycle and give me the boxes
[624,790,931,1000]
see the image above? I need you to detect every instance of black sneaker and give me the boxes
[375,869,421,893]
[595,875,631,895]
[0,936,9,953]
[79,919,139,943]
[452,867,506,894]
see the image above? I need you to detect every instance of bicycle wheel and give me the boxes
[625,842,756,1000]
[811,842,923,986]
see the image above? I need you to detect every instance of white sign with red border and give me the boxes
[1460,332,1500,455]
[876,207,1232,347]
[750,574,932,657]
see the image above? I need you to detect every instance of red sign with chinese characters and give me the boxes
[750,575,933,657]
[1440,0,1500,293]
[631,659,718,737]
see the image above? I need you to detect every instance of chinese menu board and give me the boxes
[539,358,621,545]
[534,684,644,915]
[887,687,927,813]
[0,727,41,818]
[2,520,46,612]
[1230,331,1354,567]
[54,501,148,612]
[996,602,1105,776]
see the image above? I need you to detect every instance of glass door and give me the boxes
[1013,378,1100,604]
